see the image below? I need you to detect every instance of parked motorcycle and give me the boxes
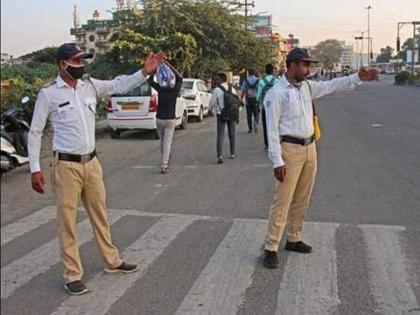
[1,96,31,176]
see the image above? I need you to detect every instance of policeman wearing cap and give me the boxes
[262,48,378,269]
[28,43,165,295]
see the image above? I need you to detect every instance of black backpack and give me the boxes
[218,85,240,122]
[258,77,276,106]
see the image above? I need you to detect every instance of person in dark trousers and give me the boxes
[209,73,238,164]
[262,48,378,269]
[256,64,279,152]
[240,69,259,133]
[148,61,183,174]
[28,43,165,295]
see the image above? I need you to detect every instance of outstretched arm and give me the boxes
[308,69,378,100]
[91,51,166,97]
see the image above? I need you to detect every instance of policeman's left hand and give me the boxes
[142,51,166,76]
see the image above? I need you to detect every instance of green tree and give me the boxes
[88,0,273,79]
[376,46,394,63]
[1,63,56,116]
[19,47,58,66]
[314,39,343,70]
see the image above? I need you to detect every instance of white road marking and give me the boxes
[51,215,198,315]
[360,225,420,314]
[175,219,266,315]
[1,206,56,246]
[276,222,340,315]
[1,211,125,299]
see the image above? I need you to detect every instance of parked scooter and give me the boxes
[1,96,31,176]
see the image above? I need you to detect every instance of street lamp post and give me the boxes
[361,31,364,67]
[365,5,372,67]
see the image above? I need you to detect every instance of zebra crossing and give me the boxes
[1,206,419,315]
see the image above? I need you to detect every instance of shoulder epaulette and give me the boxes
[42,80,56,89]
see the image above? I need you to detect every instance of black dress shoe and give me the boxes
[263,250,279,269]
[284,241,312,254]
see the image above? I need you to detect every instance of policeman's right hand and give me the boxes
[31,171,46,194]
[274,166,287,182]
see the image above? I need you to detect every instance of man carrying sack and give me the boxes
[262,48,378,268]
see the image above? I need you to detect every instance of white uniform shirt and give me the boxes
[209,83,238,115]
[28,70,146,173]
[264,73,361,168]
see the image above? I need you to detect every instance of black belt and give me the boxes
[281,135,314,146]
[54,150,96,163]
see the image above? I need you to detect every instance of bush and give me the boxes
[1,63,56,119]
[394,71,412,85]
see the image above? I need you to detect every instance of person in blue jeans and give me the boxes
[209,73,238,164]
[257,64,279,152]
[240,69,259,133]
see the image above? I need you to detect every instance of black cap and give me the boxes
[286,48,319,63]
[56,43,93,62]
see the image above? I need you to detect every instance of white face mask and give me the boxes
[64,61,85,80]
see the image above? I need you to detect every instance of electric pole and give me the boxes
[238,0,255,30]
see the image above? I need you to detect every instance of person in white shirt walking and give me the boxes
[28,43,165,295]
[262,48,378,269]
[209,73,239,164]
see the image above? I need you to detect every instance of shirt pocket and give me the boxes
[84,97,97,116]
[283,92,301,119]
[56,103,78,122]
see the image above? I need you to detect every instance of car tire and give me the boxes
[110,129,121,139]
[152,129,160,139]
[198,106,204,122]
[180,111,188,129]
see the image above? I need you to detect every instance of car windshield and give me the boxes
[182,81,194,90]
[112,81,151,97]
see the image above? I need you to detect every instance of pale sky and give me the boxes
[1,0,419,57]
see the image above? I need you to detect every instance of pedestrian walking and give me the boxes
[209,73,239,164]
[148,61,183,174]
[239,69,259,133]
[28,43,164,295]
[257,64,279,152]
[262,48,378,269]
[278,65,286,78]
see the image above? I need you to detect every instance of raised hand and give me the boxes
[142,51,166,76]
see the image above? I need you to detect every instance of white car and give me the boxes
[107,81,188,139]
[180,78,212,122]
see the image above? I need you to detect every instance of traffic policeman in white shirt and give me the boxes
[262,48,378,269]
[28,43,165,295]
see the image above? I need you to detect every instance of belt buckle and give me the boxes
[304,137,311,145]
[80,154,90,163]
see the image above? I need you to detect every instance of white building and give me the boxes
[1,53,12,65]
[339,41,353,69]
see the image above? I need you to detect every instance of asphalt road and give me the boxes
[1,75,420,315]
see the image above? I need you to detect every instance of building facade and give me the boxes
[339,41,354,69]
[70,2,136,56]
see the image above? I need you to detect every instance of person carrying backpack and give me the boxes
[240,69,259,133]
[209,72,240,164]
[257,64,279,152]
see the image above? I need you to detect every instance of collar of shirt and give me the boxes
[55,74,85,89]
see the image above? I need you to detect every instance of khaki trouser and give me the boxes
[265,142,317,252]
[51,156,122,283]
